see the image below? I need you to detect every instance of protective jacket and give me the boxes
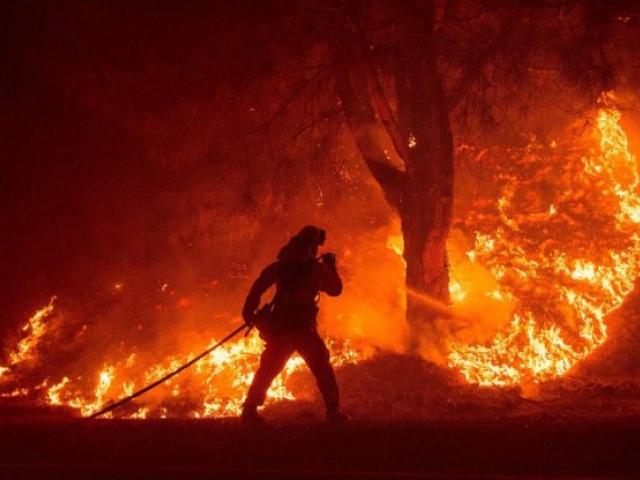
[243,258,342,334]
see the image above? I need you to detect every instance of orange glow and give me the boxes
[2,95,638,417]
[386,234,405,259]
[0,297,56,382]
[26,327,364,418]
[448,97,640,386]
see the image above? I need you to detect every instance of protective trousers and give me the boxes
[244,329,340,411]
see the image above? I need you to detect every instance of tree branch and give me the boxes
[330,33,405,211]
[445,23,512,111]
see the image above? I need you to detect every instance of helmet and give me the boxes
[296,225,326,246]
[277,225,326,262]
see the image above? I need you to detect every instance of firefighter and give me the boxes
[241,225,348,424]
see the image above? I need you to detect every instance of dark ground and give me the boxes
[2,352,640,480]
[1,408,640,480]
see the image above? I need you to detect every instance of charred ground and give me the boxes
[2,347,640,480]
[2,407,640,479]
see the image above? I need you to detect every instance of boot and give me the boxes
[240,405,266,425]
[326,406,350,423]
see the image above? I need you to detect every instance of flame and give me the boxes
[0,282,364,417]
[27,327,364,419]
[0,297,56,381]
[3,95,638,416]
[9,296,56,366]
[448,98,640,386]
[386,234,405,259]
[46,377,71,405]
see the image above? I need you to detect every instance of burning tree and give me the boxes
[4,0,640,335]
[263,0,640,339]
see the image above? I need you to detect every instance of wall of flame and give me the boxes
[448,97,640,387]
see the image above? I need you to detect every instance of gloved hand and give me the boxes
[321,252,337,270]
[242,309,256,326]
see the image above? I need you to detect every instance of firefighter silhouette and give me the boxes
[241,225,348,424]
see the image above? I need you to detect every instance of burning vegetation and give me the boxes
[448,96,640,388]
[1,97,639,419]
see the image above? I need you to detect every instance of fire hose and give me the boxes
[82,322,250,422]
[6,322,250,450]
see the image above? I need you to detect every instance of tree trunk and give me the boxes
[395,1,454,330]
[331,0,454,335]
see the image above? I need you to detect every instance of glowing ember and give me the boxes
[448,96,640,386]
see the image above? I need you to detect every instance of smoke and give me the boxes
[320,221,410,355]
[447,229,517,340]
[400,228,517,365]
